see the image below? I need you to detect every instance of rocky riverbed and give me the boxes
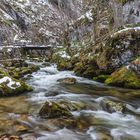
[0,60,140,140]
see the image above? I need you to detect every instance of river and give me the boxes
[0,61,140,140]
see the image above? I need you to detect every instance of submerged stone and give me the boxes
[57,78,77,84]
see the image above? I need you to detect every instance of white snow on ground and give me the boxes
[56,51,71,59]
[0,76,21,89]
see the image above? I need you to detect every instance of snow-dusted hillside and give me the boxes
[0,0,140,47]
[0,0,84,45]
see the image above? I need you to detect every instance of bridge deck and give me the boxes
[0,45,52,50]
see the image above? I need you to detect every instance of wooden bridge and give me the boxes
[0,44,53,49]
[0,44,53,60]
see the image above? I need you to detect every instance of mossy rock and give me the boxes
[51,49,73,71]
[39,101,73,118]
[39,100,86,119]
[73,56,100,78]
[57,60,72,71]
[93,75,109,83]
[58,100,86,111]
[0,68,33,97]
[105,67,140,89]
[9,65,40,79]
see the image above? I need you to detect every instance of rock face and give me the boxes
[52,0,140,89]
[0,0,84,45]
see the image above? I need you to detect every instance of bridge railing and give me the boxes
[0,43,53,49]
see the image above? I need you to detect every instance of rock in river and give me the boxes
[39,100,73,118]
[100,100,126,113]
[39,100,86,118]
[57,78,77,85]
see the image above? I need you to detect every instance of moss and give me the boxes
[39,101,73,118]
[9,65,40,79]
[73,55,104,78]
[0,77,33,96]
[0,69,8,78]
[0,68,33,96]
[51,49,74,71]
[93,75,109,83]
[57,60,72,71]
[105,67,140,89]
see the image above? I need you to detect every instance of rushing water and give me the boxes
[0,62,140,140]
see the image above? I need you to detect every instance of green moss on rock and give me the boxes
[93,75,109,83]
[9,65,40,79]
[0,68,33,97]
[105,67,140,89]
[39,101,73,118]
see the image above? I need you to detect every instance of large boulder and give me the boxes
[105,66,140,89]
[0,68,32,96]
[39,101,73,118]
[51,48,72,71]
[100,100,126,113]
[74,56,100,78]
[39,100,86,118]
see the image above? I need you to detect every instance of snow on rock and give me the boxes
[0,76,21,89]
[56,51,71,59]
[77,9,93,22]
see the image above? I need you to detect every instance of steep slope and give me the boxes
[54,0,140,89]
[0,0,84,45]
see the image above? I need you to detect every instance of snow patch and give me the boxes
[0,76,21,89]
[78,10,93,22]
[56,51,71,59]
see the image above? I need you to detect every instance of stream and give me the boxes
[0,61,140,140]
